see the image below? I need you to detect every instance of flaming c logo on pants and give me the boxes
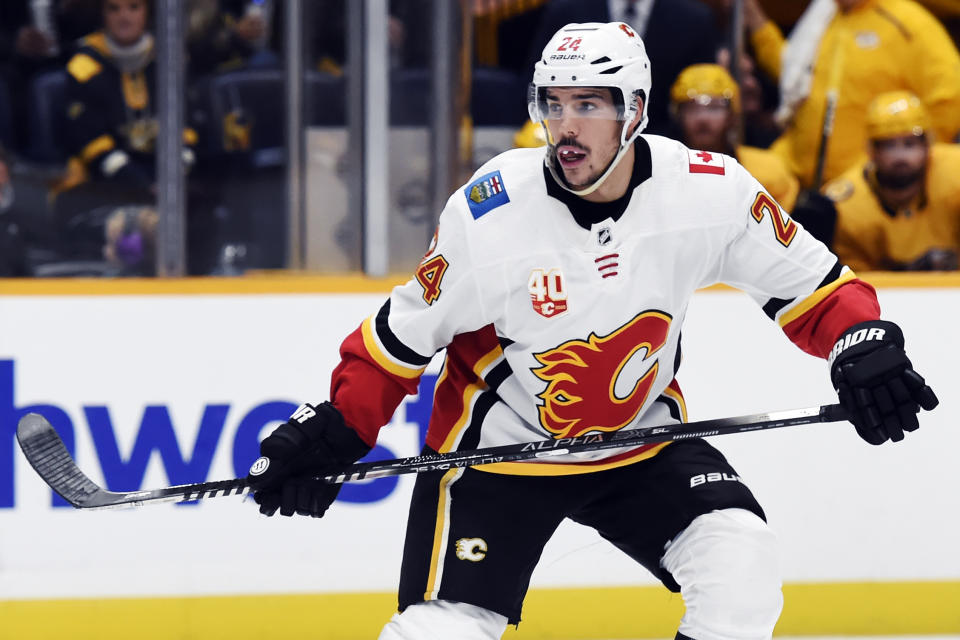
[532,311,672,439]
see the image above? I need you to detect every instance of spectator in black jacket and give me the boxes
[60,0,190,191]
[0,0,101,152]
[55,0,220,274]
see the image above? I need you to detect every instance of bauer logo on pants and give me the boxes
[690,472,742,488]
[249,457,270,476]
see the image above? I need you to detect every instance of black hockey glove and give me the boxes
[830,320,938,445]
[247,402,370,517]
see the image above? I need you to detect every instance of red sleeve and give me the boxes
[782,279,881,358]
[329,326,424,447]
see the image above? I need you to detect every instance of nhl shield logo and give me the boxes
[597,226,612,246]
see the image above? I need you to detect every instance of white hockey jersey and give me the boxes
[331,135,878,475]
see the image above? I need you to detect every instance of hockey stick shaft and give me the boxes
[812,89,837,191]
[812,41,846,191]
[333,403,847,482]
[17,403,847,509]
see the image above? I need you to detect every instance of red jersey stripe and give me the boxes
[782,279,881,358]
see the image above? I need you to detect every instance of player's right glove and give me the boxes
[246,402,370,517]
[829,320,938,445]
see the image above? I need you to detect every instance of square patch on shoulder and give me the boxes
[687,149,725,175]
[464,170,510,219]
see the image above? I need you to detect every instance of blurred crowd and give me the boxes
[1,0,960,277]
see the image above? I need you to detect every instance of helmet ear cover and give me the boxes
[608,87,634,121]
[619,89,646,133]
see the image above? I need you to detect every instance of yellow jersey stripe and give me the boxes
[778,270,857,327]
[472,345,503,378]
[438,382,485,454]
[423,468,464,601]
[360,316,426,380]
[435,344,502,454]
[662,386,688,423]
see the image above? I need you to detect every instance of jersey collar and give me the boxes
[543,137,653,231]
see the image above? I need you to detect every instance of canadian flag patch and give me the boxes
[688,149,725,175]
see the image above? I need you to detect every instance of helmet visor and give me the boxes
[527,84,628,123]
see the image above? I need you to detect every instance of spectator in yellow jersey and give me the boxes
[743,0,960,189]
[825,91,960,271]
[670,64,799,211]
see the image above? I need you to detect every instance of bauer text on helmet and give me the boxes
[529,22,652,196]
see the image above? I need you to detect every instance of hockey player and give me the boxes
[248,22,937,640]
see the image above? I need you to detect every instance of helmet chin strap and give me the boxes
[543,118,642,197]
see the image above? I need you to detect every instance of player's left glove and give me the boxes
[246,402,370,517]
[830,320,938,445]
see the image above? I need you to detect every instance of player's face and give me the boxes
[677,99,733,153]
[104,0,148,46]
[870,135,929,189]
[543,87,624,189]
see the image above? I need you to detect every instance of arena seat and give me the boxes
[471,67,527,127]
[0,75,14,151]
[206,68,284,166]
[306,71,347,126]
[391,67,527,128]
[390,68,431,126]
[201,68,347,166]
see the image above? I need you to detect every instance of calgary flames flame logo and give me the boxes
[532,311,671,439]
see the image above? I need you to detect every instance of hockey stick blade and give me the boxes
[17,404,848,510]
[16,413,248,509]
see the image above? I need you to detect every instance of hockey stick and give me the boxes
[17,404,848,510]
[811,37,846,191]
[811,88,837,191]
